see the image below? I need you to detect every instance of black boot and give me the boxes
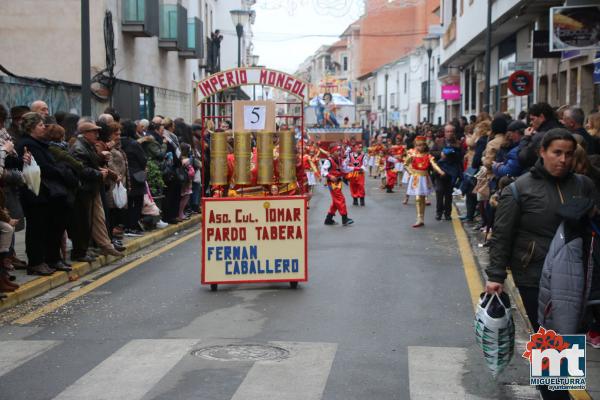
[360,197,365,206]
[324,213,337,225]
[342,215,354,226]
[386,187,394,193]
[352,198,358,206]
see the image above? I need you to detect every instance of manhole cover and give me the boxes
[192,344,290,361]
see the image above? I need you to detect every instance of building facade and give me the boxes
[439,0,600,119]
[0,0,256,121]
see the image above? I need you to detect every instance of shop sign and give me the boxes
[441,85,461,100]
[550,6,600,51]
[533,31,561,59]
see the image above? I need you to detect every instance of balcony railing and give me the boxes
[159,1,187,51]
[122,0,159,37]
[179,17,203,59]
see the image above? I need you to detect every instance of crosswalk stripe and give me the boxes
[408,346,491,400]
[52,339,198,400]
[230,341,337,400]
[0,340,60,377]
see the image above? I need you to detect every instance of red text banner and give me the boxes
[197,68,309,102]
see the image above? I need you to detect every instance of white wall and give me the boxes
[441,0,521,65]
[213,0,253,70]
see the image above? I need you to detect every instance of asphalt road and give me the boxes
[0,178,537,400]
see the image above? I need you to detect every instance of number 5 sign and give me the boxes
[233,100,276,132]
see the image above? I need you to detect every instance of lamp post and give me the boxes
[423,35,438,123]
[81,0,91,116]
[483,0,492,113]
[230,9,252,68]
[249,54,259,100]
[384,67,389,129]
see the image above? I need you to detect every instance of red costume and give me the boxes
[347,151,366,201]
[322,146,354,226]
[385,155,398,191]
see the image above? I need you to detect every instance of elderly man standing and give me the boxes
[563,107,596,154]
[69,122,122,261]
[30,100,49,118]
[431,124,463,221]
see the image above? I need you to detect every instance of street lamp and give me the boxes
[384,67,389,129]
[230,9,252,68]
[249,54,259,67]
[423,34,438,123]
[249,54,259,99]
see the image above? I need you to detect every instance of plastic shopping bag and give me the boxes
[112,182,128,209]
[23,155,41,196]
[473,292,515,377]
[142,193,160,216]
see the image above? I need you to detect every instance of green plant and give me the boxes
[146,159,165,196]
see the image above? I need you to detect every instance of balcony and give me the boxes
[179,18,203,59]
[159,1,187,51]
[122,0,159,37]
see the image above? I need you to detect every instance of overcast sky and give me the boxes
[250,2,364,73]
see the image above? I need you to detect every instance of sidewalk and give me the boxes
[0,215,201,313]
[454,197,599,400]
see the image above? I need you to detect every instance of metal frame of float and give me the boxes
[197,67,310,291]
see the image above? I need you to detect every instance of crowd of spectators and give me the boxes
[0,101,203,297]
[372,103,600,362]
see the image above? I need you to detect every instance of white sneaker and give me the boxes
[156,220,168,229]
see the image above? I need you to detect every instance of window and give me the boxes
[343,56,348,71]
[404,73,407,94]
[471,70,477,110]
[204,3,208,38]
[390,93,395,108]
[465,69,470,111]
[378,95,382,109]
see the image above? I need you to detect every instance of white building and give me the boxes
[0,0,256,121]
[370,36,444,129]
[438,0,599,118]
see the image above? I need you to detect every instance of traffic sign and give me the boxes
[508,62,534,71]
[508,70,533,96]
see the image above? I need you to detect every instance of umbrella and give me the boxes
[309,93,354,107]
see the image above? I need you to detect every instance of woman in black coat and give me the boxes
[120,120,147,233]
[16,113,76,275]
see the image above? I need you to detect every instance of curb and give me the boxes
[452,205,593,400]
[0,215,201,313]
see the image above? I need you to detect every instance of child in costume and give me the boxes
[401,147,415,204]
[404,136,444,228]
[321,144,354,226]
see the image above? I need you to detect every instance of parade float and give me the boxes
[198,67,309,291]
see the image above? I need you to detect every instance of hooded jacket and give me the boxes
[486,160,596,287]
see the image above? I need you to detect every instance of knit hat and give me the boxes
[491,117,508,135]
[507,120,527,133]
